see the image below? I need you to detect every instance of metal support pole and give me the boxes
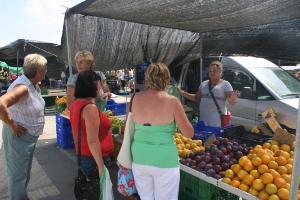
[65,17,73,77]
[289,98,300,199]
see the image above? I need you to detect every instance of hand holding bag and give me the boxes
[208,80,231,126]
[74,103,100,200]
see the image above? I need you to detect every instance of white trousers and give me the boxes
[132,163,180,200]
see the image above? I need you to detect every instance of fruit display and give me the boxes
[174,133,204,158]
[106,110,125,134]
[222,140,299,200]
[179,136,251,180]
[61,108,70,116]
[55,96,67,104]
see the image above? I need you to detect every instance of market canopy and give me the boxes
[59,0,300,71]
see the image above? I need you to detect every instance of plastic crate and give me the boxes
[185,112,193,122]
[56,123,72,139]
[107,99,117,105]
[192,120,235,139]
[179,171,239,200]
[55,112,70,126]
[55,103,67,113]
[224,125,273,147]
[193,129,212,141]
[56,134,75,149]
[106,102,127,116]
[41,88,48,95]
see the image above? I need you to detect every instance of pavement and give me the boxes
[0,92,134,200]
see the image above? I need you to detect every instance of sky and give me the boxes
[0,0,84,48]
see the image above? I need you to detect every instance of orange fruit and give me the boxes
[285,164,293,174]
[276,156,287,166]
[252,156,263,167]
[269,169,281,179]
[280,144,291,152]
[222,177,231,184]
[230,164,242,174]
[261,154,271,165]
[277,188,289,199]
[262,142,271,149]
[248,187,259,196]
[270,145,280,152]
[277,166,287,175]
[230,179,240,188]
[258,190,269,200]
[244,161,254,172]
[239,183,249,192]
[250,169,261,179]
[268,160,278,170]
[232,177,240,181]
[290,150,294,157]
[225,169,235,179]
[271,140,279,146]
[285,183,290,190]
[274,177,287,189]
[265,183,278,195]
[281,174,291,183]
[253,179,265,191]
[254,145,263,149]
[280,151,291,159]
[256,148,266,157]
[287,158,293,164]
[237,169,248,180]
[243,174,254,186]
[258,164,269,174]
[238,156,249,167]
[268,194,280,200]
[261,173,274,185]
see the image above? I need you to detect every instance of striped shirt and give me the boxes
[8,75,45,136]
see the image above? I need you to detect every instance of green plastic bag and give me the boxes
[97,99,107,113]
[167,84,181,101]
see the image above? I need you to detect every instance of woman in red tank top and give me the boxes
[70,70,114,180]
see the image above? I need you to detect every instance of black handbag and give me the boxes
[74,103,100,200]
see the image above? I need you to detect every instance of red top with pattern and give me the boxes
[70,100,114,157]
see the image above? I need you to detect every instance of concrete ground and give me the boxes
[0,92,133,200]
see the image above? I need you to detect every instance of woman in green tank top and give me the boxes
[130,62,194,200]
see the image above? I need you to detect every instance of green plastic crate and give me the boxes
[43,96,56,107]
[179,171,239,200]
[55,103,67,113]
[185,112,193,122]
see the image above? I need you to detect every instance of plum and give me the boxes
[189,160,196,166]
[213,140,220,146]
[206,169,216,177]
[203,156,211,163]
[232,141,238,146]
[180,158,186,164]
[220,147,227,155]
[216,150,224,158]
[214,164,222,173]
[219,171,225,178]
[199,161,206,169]
[214,174,222,180]
[235,151,243,160]
[221,163,229,171]
[213,157,221,165]
[222,155,229,163]
[242,148,249,155]
[195,156,202,164]
[205,164,213,171]
[221,138,228,145]
[189,152,195,160]
[237,146,243,152]
[226,145,232,153]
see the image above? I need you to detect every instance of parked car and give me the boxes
[177,56,300,134]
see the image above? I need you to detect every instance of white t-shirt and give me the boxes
[121,71,125,80]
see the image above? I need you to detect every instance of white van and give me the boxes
[177,56,300,134]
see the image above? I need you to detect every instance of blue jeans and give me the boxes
[77,156,111,180]
[2,123,39,200]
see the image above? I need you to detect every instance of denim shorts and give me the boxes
[77,156,111,180]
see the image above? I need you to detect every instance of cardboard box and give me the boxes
[273,127,295,147]
[261,108,282,133]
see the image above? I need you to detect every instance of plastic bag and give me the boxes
[99,167,114,200]
[167,84,181,101]
[97,99,107,113]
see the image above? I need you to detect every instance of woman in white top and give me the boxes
[0,54,47,200]
[178,61,239,127]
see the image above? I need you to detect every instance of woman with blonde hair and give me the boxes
[0,54,47,200]
[66,50,111,111]
[130,62,194,200]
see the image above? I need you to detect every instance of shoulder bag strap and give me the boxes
[77,102,95,173]
[208,80,223,117]
[129,93,136,112]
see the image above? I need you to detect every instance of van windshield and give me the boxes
[251,67,300,99]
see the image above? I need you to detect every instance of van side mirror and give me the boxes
[241,87,254,99]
